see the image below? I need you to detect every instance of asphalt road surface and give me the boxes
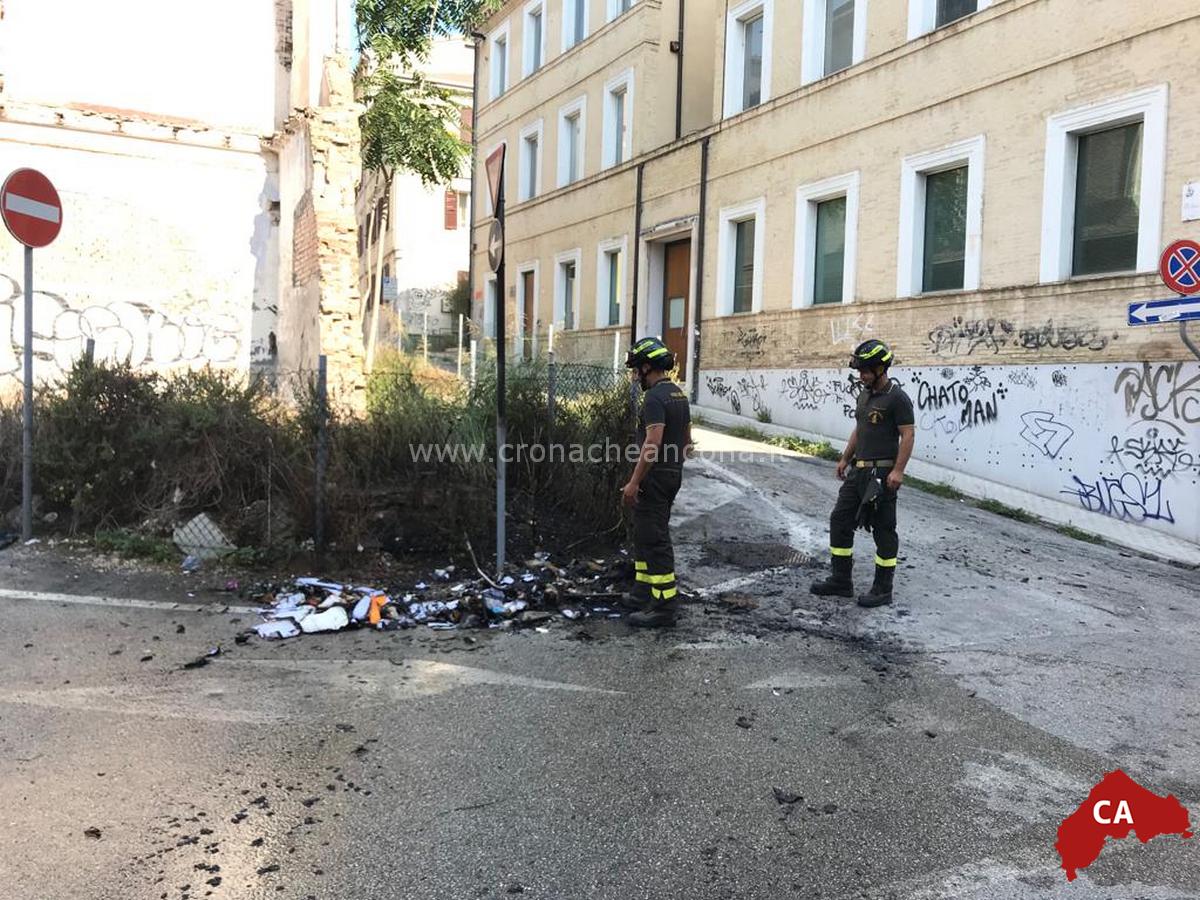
[1,429,1198,899]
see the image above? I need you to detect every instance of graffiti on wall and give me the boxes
[699,360,1200,550]
[909,366,1007,442]
[927,316,1110,358]
[705,373,770,417]
[779,371,862,419]
[1107,426,1200,480]
[734,326,768,359]
[1019,411,1075,460]
[829,313,875,347]
[1115,362,1200,426]
[1,274,242,384]
[1060,474,1176,525]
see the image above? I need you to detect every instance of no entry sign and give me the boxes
[1158,239,1200,296]
[1,168,62,248]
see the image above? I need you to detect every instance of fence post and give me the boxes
[314,355,329,557]
[84,338,95,364]
[457,313,464,379]
[547,349,557,425]
[470,339,478,388]
[423,312,429,362]
[612,331,621,374]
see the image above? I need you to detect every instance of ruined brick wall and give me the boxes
[273,54,366,407]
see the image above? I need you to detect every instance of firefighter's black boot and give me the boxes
[617,591,652,613]
[628,597,679,628]
[857,565,894,608]
[810,555,854,598]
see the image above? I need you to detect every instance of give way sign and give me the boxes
[2,168,63,248]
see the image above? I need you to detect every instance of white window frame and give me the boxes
[522,0,547,77]
[484,139,508,215]
[596,236,629,328]
[801,0,868,85]
[607,0,636,23]
[602,69,635,169]
[457,190,470,229]
[489,21,512,100]
[897,135,986,298]
[793,172,860,309]
[723,0,774,119]
[907,0,992,40]
[518,119,544,202]
[484,274,498,338]
[717,198,767,317]
[557,95,588,188]
[563,0,590,50]
[1039,85,1168,283]
[554,248,583,330]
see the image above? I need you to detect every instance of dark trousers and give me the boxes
[829,466,899,566]
[633,466,683,603]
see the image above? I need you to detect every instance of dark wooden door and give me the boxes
[663,240,691,381]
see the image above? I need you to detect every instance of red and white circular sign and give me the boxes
[1,168,63,248]
[1159,239,1200,296]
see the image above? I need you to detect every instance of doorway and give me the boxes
[662,239,691,381]
[521,270,536,361]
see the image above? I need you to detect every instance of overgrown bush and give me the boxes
[0,395,22,521]
[13,356,632,560]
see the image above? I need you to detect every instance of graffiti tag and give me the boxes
[1019,411,1075,459]
[1061,474,1176,525]
[1114,362,1200,425]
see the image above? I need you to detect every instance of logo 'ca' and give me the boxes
[1093,800,1134,825]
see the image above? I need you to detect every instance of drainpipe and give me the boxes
[674,0,685,141]
[690,135,710,404]
[467,32,484,345]
[630,162,645,341]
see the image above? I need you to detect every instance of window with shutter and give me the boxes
[444,189,458,230]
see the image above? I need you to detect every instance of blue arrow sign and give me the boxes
[1128,296,1200,326]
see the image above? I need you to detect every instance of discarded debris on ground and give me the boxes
[247,552,638,641]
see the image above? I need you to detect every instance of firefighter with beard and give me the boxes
[810,339,915,607]
[620,337,693,628]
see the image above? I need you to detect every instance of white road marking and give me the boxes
[4,191,60,222]
[234,658,626,696]
[0,657,625,725]
[0,587,259,614]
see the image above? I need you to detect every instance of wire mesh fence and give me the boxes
[1,345,636,561]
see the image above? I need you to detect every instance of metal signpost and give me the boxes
[485,145,508,575]
[1,168,63,542]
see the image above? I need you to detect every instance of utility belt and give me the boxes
[854,458,895,470]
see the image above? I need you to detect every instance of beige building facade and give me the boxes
[472,0,1200,561]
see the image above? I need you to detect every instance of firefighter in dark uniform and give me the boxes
[620,337,693,628]
[811,339,916,607]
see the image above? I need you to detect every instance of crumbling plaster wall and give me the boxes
[0,0,282,391]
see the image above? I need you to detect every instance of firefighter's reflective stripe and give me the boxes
[635,561,648,571]
[651,586,678,601]
[874,555,898,568]
[637,571,676,585]
[830,546,854,557]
